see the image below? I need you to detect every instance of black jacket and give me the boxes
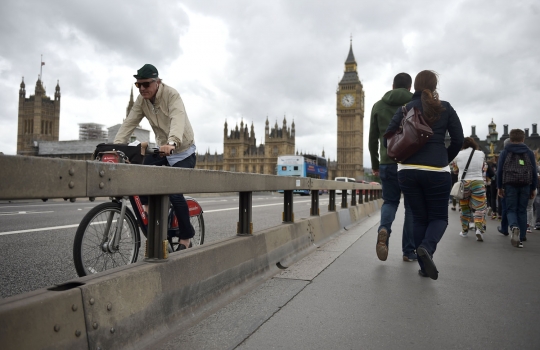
[385,91,464,167]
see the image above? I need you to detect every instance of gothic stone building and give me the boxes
[196,117,296,174]
[17,77,61,156]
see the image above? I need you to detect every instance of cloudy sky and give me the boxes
[1,0,539,168]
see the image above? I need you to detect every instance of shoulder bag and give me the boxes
[450,149,475,199]
[383,106,433,162]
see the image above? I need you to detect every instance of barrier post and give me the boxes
[283,190,294,222]
[145,195,169,261]
[238,191,253,235]
[310,190,320,216]
[328,190,336,211]
[341,191,348,208]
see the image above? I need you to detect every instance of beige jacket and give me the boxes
[114,83,195,153]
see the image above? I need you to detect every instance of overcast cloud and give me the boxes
[1,0,539,168]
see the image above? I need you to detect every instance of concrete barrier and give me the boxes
[0,199,382,349]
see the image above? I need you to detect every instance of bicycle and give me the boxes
[73,144,205,277]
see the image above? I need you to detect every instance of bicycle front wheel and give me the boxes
[73,202,140,277]
[190,213,205,245]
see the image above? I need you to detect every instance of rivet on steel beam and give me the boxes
[68,181,75,188]
[75,330,81,337]
[89,298,95,305]
[93,322,99,329]
[110,328,115,334]
[69,168,75,176]
[99,170,105,177]
[72,304,78,311]
[54,324,60,332]
[99,182,105,189]
[107,303,112,311]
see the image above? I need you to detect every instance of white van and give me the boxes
[335,177,356,194]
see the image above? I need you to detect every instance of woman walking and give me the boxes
[451,137,488,241]
[385,70,464,280]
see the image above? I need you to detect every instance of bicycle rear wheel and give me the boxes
[190,213,205,245]
[73,202,140,277]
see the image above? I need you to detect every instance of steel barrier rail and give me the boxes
[0,154,381,253]
[0,154,382,349]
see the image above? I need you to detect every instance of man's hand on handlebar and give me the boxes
[159,145,175,156]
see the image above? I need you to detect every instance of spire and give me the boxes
[19,77,26,98]
[126,86,134,117]
[339,38,359,85]
[35,75,44,94]
[345,39,356,65]
[54,80,61,101]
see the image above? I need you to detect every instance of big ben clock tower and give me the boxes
[336,40,364,180]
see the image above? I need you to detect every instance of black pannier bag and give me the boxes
[92,143,143,164]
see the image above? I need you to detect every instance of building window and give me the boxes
[273,146,278,155]
[230,165,236,172]
[231,147,236,156]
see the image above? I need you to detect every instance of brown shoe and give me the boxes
[376,228,389,261]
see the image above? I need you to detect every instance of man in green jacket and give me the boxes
[368,73,415,262]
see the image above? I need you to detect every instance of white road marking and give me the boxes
[0,211,54,216]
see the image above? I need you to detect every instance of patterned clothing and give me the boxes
[459,179,487,232]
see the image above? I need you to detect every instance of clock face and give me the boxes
[341,94,355,107]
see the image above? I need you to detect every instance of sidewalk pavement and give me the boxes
[156,204,540,350]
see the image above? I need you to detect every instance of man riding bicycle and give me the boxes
[114,64,196,250]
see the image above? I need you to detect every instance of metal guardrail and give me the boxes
[0,154,381,260]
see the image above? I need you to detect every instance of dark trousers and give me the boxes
[398,170,451,271]
[140,153,197,239]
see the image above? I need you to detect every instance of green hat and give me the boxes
[134,64,159,79]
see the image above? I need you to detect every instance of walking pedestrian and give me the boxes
[369,73,416,262]
[385,70,464,280]
[497,129,538,248]
[451,137,488,241]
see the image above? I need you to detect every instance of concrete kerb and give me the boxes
[0,199,382,350]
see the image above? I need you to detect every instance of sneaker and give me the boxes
[511,227,520,247]
[497,226,509,236]
[517,241,524,248]
[535,223,540,230]
[403,252,418,262]
[526,226,532,233]
[487,207,493,216]
[376,228,389,261]
[451,207,456,211]
[459,231,468,237]
[475,229,484,242]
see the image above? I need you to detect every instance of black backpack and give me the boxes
[502,151,532,186]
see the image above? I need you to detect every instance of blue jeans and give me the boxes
[378,164,415,255]
[398,170,451,270]
[504,184,529,240]
[140,153,197,239]
[500,197,508,233]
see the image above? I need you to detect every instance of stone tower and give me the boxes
[336,41,364,180]
[17,77,61,156]
[264,116,295,158]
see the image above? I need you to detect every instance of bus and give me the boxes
[276,154,328,195]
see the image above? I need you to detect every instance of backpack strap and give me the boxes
[460,149,475,181]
